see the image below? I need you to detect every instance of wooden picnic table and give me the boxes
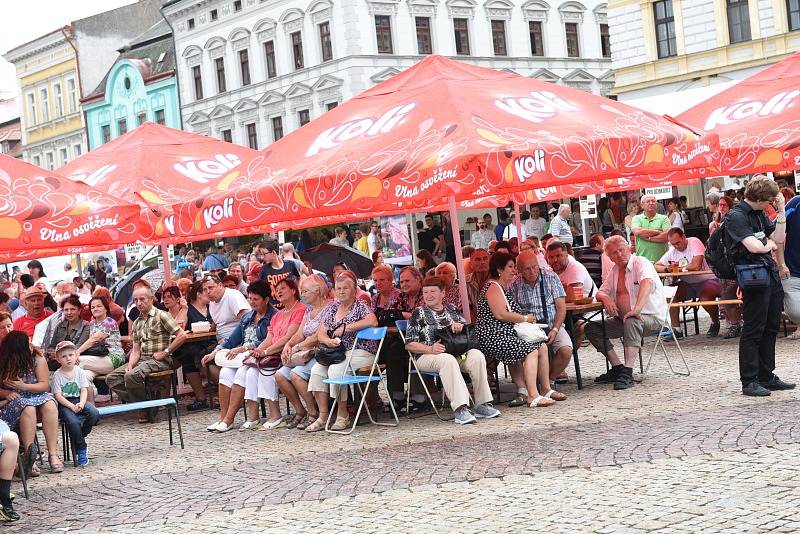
[657,270,714,279]
[563,300,605,390]
[185,331,216,341]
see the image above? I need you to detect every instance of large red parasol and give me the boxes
[60,122,260,243]
[0,153,141,261]
[172,55,717,238]
[677,52,800,175]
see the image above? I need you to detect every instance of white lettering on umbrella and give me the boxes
[202,197,234,229]
[704,90,800,130]
[306,103,417,157]
[39,214,120,243]
[671,143,711,165]
[513,150,546,183]
[394,166,457,199]
[163,215,175,235]
[494,91,579,124]
[71,164,117,187]
[174,154,242,184]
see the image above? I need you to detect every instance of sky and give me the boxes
[0,0,138,100]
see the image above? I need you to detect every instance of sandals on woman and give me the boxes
[297,413,319,430]
[304,418,326,432]
[544,390,567,401]
[48,454,64,474]
[238,420,260,431]
[508,394,527,407]
[529,395,555,408]
[285,413,306,429]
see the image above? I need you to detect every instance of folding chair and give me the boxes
[643,285,690,380]
[395,320,449,421]
[323,326,399,434]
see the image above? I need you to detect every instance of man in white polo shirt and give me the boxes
[586,235,668,390]
[654,227,722,338]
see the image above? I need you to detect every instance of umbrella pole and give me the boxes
[160,240,172,283]
[514,201,523,240]
[448,195,472,322]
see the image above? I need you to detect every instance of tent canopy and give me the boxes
[172,55,717,239]
[677,52,800,175]
[0,153,141,261]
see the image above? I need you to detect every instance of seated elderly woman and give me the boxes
[404,276,500,424]
[201,280,274,432]
[475,252,564,408]
[434,262,462,313]
[277,275,330,429]
[305,270,379,432]
[75,295,126,383]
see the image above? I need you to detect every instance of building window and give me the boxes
[246,123,258,149]
[529,21,544,56]
[600,23,611,58]
[59,148,68,165]
[215,57,226,93]
[298,109,310,126]
[137,111,147,125]
[101,125,111,144]
[192,65,203,100]
[46,152,54,170]
[155,109,165,125]
[73,144,82,157]
[491,20,507,56]
[415,17,433,55]
[26,93,36,125]
[67,78,77,113]
[789,0,800,30]
[264,40,277,78]
[39,87,49,122]
[375,15,393,54]
[239,49,251,86]
[291,31,304,70]
[53,83,63,117]
[118,118,127,136]
[453,18,470,55]
[33,155,41,166]
[727,0,752,43]
[210,9,218,21]
[272,116,284,141]
[653,0,677,58]
[187,18,195,30]
[326,101,338,111]
[565,22,580,57]
[319,21,333,62]
[221,129,232,143]
[234,0,242,11]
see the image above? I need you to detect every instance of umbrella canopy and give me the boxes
[677,52,800,175]
[0,153,141,260]
[172,55,717,239]
[60,122,259,243]
[300,243,374,279]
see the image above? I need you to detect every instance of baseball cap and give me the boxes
[24,286,45,300]
[55,341,77,355]
[247,263,262,278]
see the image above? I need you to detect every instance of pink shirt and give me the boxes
[268,302,306,340]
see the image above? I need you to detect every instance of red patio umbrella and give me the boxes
[677,52,800,175]
[60,122,260,244]
[172,55,716,240]
[0,153,140,261]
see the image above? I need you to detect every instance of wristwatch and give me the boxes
[164,348,171,356]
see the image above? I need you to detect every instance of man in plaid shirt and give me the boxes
[509,251,573,385]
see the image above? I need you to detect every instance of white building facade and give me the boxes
[163,0,614,148]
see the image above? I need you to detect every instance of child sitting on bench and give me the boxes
[51,341,100,466]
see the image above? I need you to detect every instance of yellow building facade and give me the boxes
[3,27,87,169]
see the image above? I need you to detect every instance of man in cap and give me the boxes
[12,286,52,338]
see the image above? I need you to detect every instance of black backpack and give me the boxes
[705,221,736,280]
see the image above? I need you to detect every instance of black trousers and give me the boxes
[739,274,783,385]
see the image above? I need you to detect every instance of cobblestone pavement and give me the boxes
[12,326,800,533]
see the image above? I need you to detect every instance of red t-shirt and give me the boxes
[13,309,53,338]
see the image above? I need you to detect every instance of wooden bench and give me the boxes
[670,299,743,335]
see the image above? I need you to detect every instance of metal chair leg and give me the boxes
[16,452,29,499]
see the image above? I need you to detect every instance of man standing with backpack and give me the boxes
[723,176,794,397]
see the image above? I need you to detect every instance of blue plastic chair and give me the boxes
[322,326,399,434]
[396,320,449,420]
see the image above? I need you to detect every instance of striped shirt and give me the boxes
[508,271,565,326]
[133,307,180,359]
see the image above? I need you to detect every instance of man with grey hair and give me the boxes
[585,235,667,390]
[631,194,671,262]
[548,204,573,245]
[106,285,187,419]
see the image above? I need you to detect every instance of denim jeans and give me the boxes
[58,398,100,451]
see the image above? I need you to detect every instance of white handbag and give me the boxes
[214,349,249,368]
[491,281,549,344]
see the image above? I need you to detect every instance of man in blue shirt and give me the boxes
[781,193,800,329]
[202,246,230,271]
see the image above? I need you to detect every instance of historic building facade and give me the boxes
[83,21,181,149]
[163,0,614,148]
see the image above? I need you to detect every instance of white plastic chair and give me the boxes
[643,285,690,380]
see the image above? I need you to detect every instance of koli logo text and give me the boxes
[175,154,242,184]
[514,150,546,183]
[306,103,416,157]
[704,90,799,130]
[495,91,580,124]
[203,197,234,229]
